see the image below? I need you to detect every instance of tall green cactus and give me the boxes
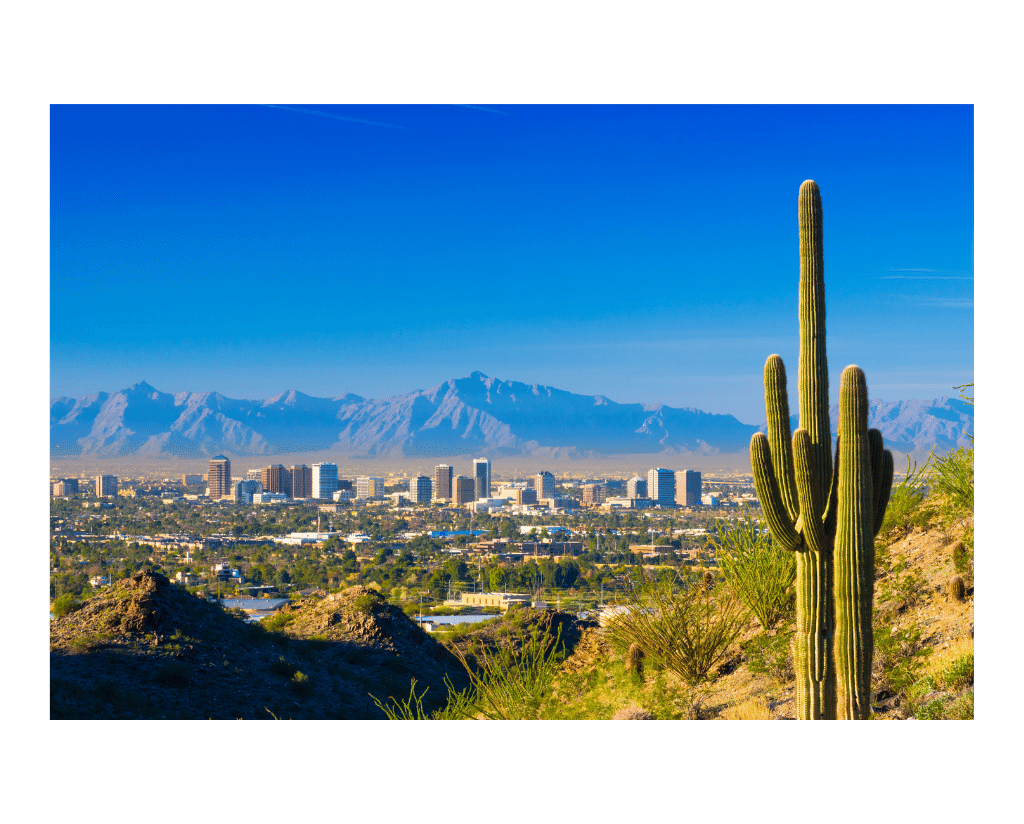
[751,180,893,720]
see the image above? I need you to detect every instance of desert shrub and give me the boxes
[879,454,931,541]
[371,677,475,720]
[353,593,378,615]
[741,623,795,684]
[915,698,948,720]
[945,690,974,720]
[874,622,932,702]
[929,445,974,525]
[721,696,771,720]
[290,671,313,697]
[451,626,566,720]
[51,593,83,618]
[709,516,795,630]
[261,611,296,633]
[940,653,974,691]
[605,575,748,685]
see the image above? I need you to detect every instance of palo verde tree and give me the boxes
[750,180,893,720]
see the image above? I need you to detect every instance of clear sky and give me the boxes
[50,104,973,425]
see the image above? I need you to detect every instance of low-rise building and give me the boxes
[211,562,243,583]
[458,592,531,612]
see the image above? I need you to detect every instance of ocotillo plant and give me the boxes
[750,180,893,720]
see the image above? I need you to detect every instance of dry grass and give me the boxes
[721,695,772,720]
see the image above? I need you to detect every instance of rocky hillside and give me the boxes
[532,518,974,720]
[50,572,466,719]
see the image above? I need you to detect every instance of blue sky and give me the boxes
[50,104,973,425]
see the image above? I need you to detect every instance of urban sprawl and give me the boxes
[50,457,762,621]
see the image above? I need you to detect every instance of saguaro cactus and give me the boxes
[750,181,893,720]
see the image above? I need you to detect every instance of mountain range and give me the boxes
[50,372,973,461]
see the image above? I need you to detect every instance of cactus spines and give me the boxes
[949,574,966,602]
[750,181,893,720]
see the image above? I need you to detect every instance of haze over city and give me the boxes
[51,105,973,428]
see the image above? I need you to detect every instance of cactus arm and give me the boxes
[751,433,801,551]
[793,428,828,553]
[822,434,840,538]
[797,180,833,504]
[868,429,894,537]
[764,355,800,522]
[833,366,875,720]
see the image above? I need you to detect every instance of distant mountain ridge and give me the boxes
[50,373,973,460]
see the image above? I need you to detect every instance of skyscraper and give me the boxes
[647,468,676,507]
[626,475,648,499]
[473,457,491,500]
[311,463,338,500]
[290,465,312,499]
[535,471,555,500]
[685,470,702,507]
[95,474,118,497]
[261,465,289,496]
[208,456,231,499]
[409,475,433,504]
[434,464,453,501]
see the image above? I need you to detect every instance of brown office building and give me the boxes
[290,465,312,499]
[208,456,232,499]
[453,476,475,504]
[582,483,608,508]
[261,464,290,496]
[434,464,453,501]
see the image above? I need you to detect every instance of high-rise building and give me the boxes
[454,476,476,504]
[473,457,491,501]
[290,465,312,499]
[582,483,608,507]
[311,463,338,500]
[356,476,386,499]
[246,468,263,482]
[647,468,676,507]
[95,474,118,497]
[627,476,648,499]
[261,465,289,496]
[679,470,702,507]
[535,471,555,500]
[434,464,454,501]
[208,456,231,499]
[409,475,433,504]
[182,474,203,486]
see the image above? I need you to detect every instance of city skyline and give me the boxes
[51,105,973,425]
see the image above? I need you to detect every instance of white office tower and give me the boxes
[356,476,386,499]
[473,457,491,500]
[409,475,433,504]
[312,463,339,500]
[647,468,676,507]
[627,475,648,499]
